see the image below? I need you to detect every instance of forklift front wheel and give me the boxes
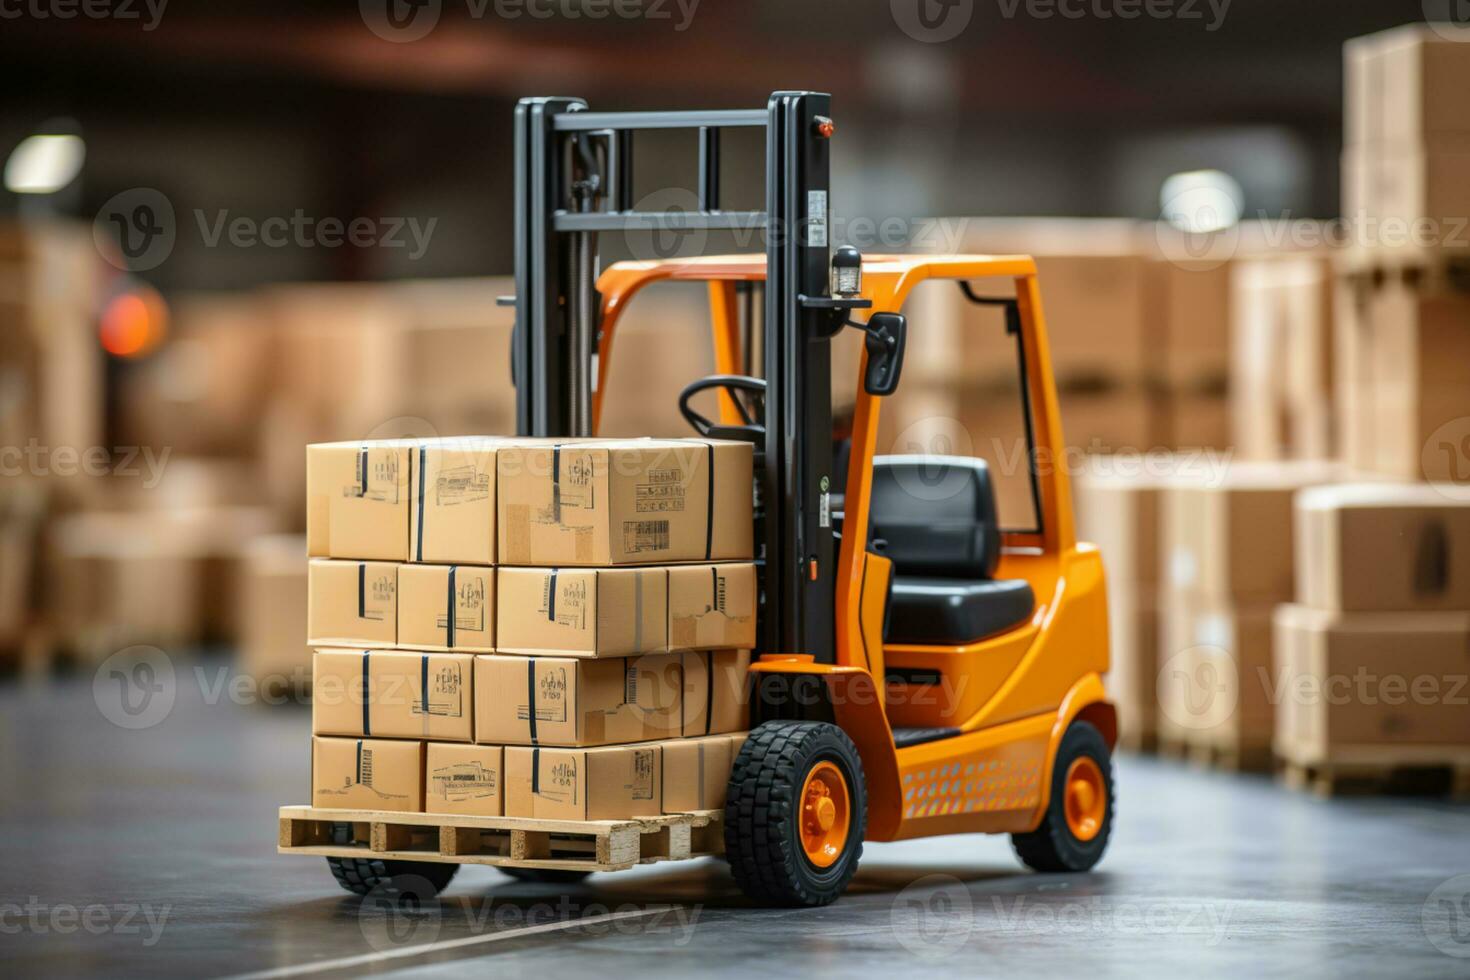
[725,721,868,907]
[326,857,459,900]
[1011,719,1114,873]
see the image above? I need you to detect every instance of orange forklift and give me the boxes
[500,92,1118,906]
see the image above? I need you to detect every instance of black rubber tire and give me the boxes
[498,867,593,884]
[1011,720,1114,873]
[724,720,868,907]
[326,857,460,900]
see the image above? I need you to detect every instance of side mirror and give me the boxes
[863,312,906,396]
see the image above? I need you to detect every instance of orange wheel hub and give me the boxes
[798,760,851,868]
[1063,756,1106,842]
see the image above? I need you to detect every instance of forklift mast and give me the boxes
[511,92,841,662]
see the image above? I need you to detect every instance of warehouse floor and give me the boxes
[3,659,1468,979]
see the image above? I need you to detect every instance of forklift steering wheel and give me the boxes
[678,374,766,441]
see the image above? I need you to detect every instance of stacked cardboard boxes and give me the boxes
[1156,461,1338,767]
[1274,484,1470,790]
[305,435,757,821]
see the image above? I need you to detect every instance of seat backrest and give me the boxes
[868,455,1002,579]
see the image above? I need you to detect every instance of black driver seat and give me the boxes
[870,456,1035,645]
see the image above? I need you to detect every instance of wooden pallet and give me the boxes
[1278,746,1470,800]
[278,806,724,873]
[1186,740,1273,774]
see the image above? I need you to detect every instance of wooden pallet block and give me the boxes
[278,806,723,873]
[1277,745,1470,799]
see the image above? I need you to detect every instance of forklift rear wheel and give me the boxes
[1011,719,1114,873]
[326,857,459,900]
[498,868,593,885]
[725,721,867,907]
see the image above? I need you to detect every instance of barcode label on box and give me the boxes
[623,519,670,553]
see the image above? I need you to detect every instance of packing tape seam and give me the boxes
[447,565,458,648]
[703,441,714,561]
[416,445,427,561]
[361,650,371,737]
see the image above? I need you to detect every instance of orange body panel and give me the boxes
[594,253,1115,844]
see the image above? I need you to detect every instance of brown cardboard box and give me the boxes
[1296,484,1470,612]
[312,736,424,813]
[496,439,754,566]
[1146,257,1232,393]
[505,744,661,820]
[1273,604,1470,762]
[1156,593,1275,755]
[660,734,737,813]
[425,743,503,816]
[668,563,757,651]
[1105,584,1161,750]
[307,559,398,647]
[679,650,751,737]
[306,441,415,561]
[312,648,474,741]
[1162,462,1338,604]
[1377,26,1470,145]
[410,437,502,566]
[1074,462,1177,589]
[398,563,494,652]
[474,653,683,746]
[237,534,309,691]
[496,566,667,657]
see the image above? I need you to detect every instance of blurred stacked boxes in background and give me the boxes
[304,435,754,821]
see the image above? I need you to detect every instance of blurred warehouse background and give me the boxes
[2,0,1468,796]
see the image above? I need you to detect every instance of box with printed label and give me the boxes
[474,653,682,746]
[308,559,398,647]
[312,648,474,742]
[660,734,742,813]
[668,563,757,651]
[398,563,494,652]
[496,438,754,566]
[425,743,503,817]
[496,566,666,657]
[410,437,502,566]
[307,441,415,561]
[312,736,424,813]
[679,650,751,737]
[504,744,662,820]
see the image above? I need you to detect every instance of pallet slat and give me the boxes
[277,805,722,872]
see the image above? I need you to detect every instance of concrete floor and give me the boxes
[3,657,1470,979]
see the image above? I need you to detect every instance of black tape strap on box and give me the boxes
[551,444,562,524]
[361,650,371,736]
[526,659,539,744]
[704,652,714,736]
[446,566,458,648]
[355,739,364,785]
[420,653,429,721]
[547,569,558,622]
[358,446,369,497]
[415,445,427,561]
[711,565,719,613]
[532,746,541,794]
[357,563,366,619]
[703,441,715,561]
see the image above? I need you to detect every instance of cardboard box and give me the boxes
[237,534,308,691]
[496,438,754,566]
[1378,26,1470,145]
[1157,593,1275,753]
[312,648,474,741]
[1074,462,1175,589]
[661,734,738,813]
[312,736,424,813]
[1104,585,1161,749]
[1296,484,1470,612]
[1273,604,1470,761]
[668,563,757,651]
[307,441,415,561]
[679,650,751,737]
[1162,462,1338,604]
[425,743,503,816]
[474,653,683,746]
[307,559,398,647]
[398,563,494,652]
[505,743,661,820]
[410,437,501,566]
[496,566,667,657]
